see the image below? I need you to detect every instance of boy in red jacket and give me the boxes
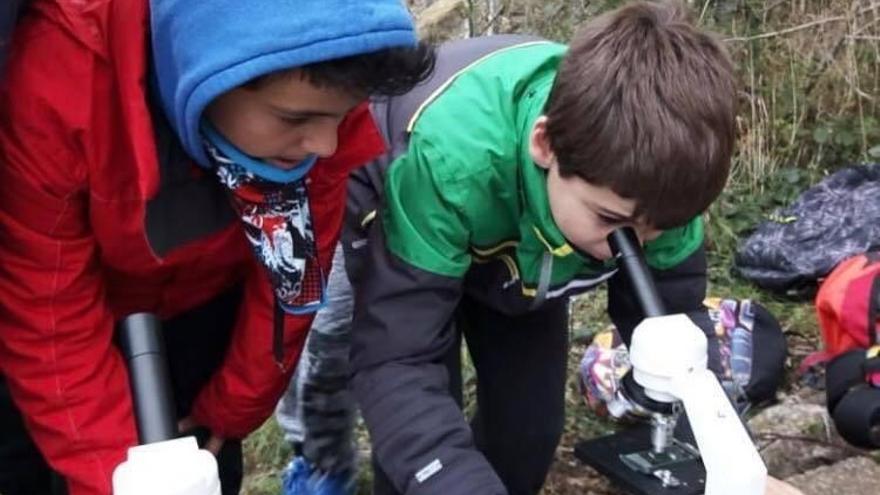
[0,1,433,494]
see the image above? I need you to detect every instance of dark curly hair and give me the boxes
[250,41,436,97]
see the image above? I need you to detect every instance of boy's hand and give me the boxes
[178,416,225,455]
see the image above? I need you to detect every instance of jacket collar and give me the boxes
[516,79,575,257]
[516,80,610,270]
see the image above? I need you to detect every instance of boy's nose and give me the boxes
[300,123,339,158]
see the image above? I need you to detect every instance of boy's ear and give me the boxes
[529,116,557,170]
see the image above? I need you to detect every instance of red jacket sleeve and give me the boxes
[189,103,385,438]
[0,21,136,495]
[188,254,311,438]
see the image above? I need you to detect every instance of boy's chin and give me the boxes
[569,242,610,262]
[590,252,613,262]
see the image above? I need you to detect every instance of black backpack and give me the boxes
[1,0,28,79]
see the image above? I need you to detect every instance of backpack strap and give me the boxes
[826,347,880,448]
[826,349,868,409]
[797,350,831,375]
[868,273,880,345]
[830,384,880,448]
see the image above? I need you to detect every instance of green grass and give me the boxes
[241,419,292,495]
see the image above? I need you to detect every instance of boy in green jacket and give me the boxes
[345,2,737,493]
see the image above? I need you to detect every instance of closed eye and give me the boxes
[598,214,625,225]
[280,115,310,126]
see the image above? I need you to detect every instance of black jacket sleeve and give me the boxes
[0,0,27,79]
[347,219,508,495]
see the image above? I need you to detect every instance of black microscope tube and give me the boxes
[607,227,667,318]
[119,313,177,445]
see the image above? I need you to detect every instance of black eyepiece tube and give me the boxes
[607,227,667,318]
[119,313,177,444]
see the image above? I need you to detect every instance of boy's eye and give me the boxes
[598,215,621,225]
[281,116,309,126]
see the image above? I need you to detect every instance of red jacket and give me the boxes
[0,1,384,494]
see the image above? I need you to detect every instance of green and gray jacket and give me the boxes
[346,36,710,495]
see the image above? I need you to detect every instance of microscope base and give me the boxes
[574,424,706,495]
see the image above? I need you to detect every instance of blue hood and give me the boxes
[150,0,417,167]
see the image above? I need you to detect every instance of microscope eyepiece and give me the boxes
[607,227,667,318]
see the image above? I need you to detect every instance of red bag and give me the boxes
[815,252,880,360]
[814,252,880,449]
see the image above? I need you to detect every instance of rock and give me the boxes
[414,0,470,42]
[749,399,856,478]
[749,400,831,437]
[785,457,880,495]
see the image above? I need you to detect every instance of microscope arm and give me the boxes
[630,314,767,495]
[672,364,766,495]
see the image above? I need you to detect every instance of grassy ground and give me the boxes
[241,1,879,493]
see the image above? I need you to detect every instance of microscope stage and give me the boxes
[574,424,706,495]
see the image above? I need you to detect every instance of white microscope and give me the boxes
[575,228,767,495]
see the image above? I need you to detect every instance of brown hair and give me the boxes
[544,0,737,229]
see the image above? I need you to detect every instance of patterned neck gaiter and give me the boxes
[201,122,326,315]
